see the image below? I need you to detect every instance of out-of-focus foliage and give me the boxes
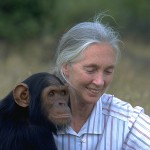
[0,0,150,115]
[0,0,150,42]
[0,0,56,41]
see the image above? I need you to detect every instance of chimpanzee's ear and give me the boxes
[13,83,30,107]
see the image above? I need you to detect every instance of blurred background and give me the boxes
[0,0,150,115]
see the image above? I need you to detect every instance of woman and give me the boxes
[53,16,150,150]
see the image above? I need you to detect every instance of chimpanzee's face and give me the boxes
[41,84,72,128]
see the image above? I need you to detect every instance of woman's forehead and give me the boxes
[77,43,116,63]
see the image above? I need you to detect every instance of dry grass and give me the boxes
[109,39,150,115]
[0,38,150,115]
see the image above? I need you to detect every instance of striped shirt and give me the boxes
[54,93,150,150]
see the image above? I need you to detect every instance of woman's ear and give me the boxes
[13,83,30,107]
[62,63,70,77]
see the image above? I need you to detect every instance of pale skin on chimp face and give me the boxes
[13,83,72,127]
[41,85,72,126]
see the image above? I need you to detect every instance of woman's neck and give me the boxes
[69,95,95,133]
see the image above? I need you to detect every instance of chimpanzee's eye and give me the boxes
[61,90,67,96]
[48,91,55,97]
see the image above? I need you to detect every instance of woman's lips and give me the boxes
[86,87,101,95]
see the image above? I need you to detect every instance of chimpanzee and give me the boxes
[0,72,72,150]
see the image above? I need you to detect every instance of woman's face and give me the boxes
[63,43,117,104]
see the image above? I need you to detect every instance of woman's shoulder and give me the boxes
[101,93,134,109]
[101,93,145,122]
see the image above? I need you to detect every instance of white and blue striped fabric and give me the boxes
[54,93,150,150]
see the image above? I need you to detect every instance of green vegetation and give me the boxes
[0,0,150,42]
[0,0,150,115]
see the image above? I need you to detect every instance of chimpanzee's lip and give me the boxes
[52,114,71,118]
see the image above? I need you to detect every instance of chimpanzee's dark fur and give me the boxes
[0,72,66,150]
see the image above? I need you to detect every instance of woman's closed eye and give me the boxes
[84,66,97,74]
[104,68,114,75]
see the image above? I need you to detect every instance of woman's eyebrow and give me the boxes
[107,65,115,69]
[83,64,115,69]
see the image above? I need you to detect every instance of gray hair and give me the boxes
[54,17,121,82]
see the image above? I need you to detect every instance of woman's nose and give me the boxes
[92,73,104,86]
